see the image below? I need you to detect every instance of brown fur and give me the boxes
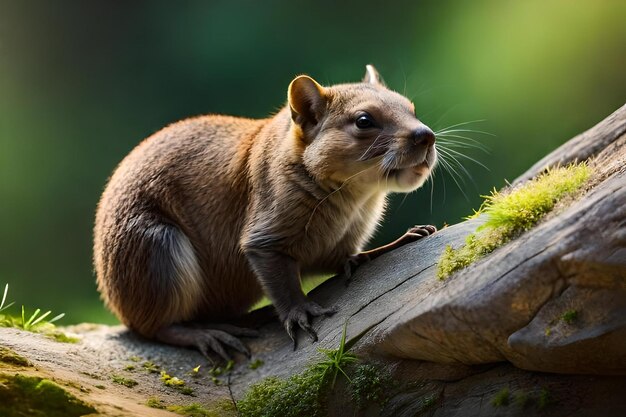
[93,66,437,346]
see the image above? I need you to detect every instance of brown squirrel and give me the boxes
[93,65,437,360]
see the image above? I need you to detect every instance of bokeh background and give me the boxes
[1,0,624,324]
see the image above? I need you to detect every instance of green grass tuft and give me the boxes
[437,163,591,279]
[0,283,77,343]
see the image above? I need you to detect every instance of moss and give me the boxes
[124,364,136,371]
[422,394,438,409]
[129,355,142,362]
[146,396,166,409]
[0,373,96,417]
[166,403,223,417]
[561,309,578,324]
[491,388,510,407]
[248,359,264,370]
[0,346,32,367]
[111,374,138,388]
[515,391,530,408]
[161,370,194,395]
[238,369,326,417]
[350,364,391,409]
[438,163,591,279]
[142,360,160,373]
[538,388,552,409]
[46,331,80,343]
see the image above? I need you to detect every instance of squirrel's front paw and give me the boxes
[282,301,336,349]
[343,253,371,282]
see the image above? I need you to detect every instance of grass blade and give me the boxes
[30,310,52,327]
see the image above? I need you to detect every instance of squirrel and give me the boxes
[93,65,437,360]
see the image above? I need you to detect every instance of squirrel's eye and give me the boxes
[355,114,375,129]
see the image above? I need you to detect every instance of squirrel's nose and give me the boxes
[412,126,436,147]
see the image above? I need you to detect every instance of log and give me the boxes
[1,104,625,416]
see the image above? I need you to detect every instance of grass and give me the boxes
[0,283,77,342]
[438,163,591,279]
[313,321,358,388]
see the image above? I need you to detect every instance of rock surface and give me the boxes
[1,104,625,416]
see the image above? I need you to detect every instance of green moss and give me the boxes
[0,373,96,417]
[515,391,529,408]
[238,369,326,417]
[422,394,438,409]
[129,355,142,362]
[161,370,194,395]
[0,347,32,367]
[142,360,160,373]
[538,388,552,409]
[491,388,510,407]
[438,163,591,279]
[248,359,264,370]
[124,364,136,371]
[166,403,222,417]
[111,374,138,388]
[46,331,80,343]
[561,310,578,324]
[350,364,391,409]
[146,396,166,409]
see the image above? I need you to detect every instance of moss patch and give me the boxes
[46,331,80,343]
[0,373,96,417]
[351,363,391,409]
[161,370,194,395]
[146,396,166,409]
[438,163,591,279]
[0,347,32,367]
[142,360,161,373]
[111,374,138,388]
[167,403,222,417]
[238,369,326,417]
[491,388,510,407]
[561,309,579,324]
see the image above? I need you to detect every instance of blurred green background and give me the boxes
[1,0,624,324]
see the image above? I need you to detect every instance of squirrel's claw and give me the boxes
[282,301,336,350]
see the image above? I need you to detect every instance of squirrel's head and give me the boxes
[288,65,437,193]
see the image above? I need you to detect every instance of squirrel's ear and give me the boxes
[363,64,385,86]
[288,75,328,127]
